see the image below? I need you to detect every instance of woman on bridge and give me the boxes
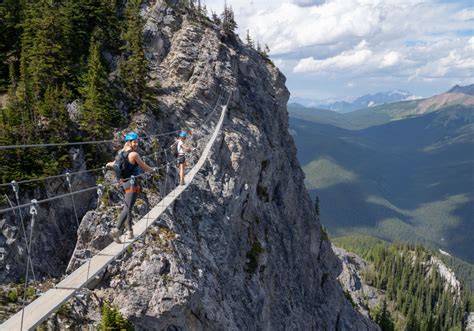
[106,131,155,243]
[177,131,192,186]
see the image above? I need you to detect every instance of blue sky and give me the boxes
[205,0,473,101]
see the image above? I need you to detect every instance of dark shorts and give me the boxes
[177,154,186,164]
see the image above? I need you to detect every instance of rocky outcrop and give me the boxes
[332,245,381,318]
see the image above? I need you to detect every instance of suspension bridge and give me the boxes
[0,95,229,330]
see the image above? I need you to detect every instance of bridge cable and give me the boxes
[20,200,37,331]
[4,192,37,283]
[66,172,80,228]
[0,92,224,188]
[0,129,183,151]
[0,129,218,216]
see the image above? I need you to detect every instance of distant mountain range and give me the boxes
[288,84,474,263]
[289,85,474,130]
[290,90,421,113]
[448,84,474,95]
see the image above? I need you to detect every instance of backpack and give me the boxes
[170,140,179,158]
[113,150,133,179]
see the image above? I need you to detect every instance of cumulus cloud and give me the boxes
[294,40,373,73]
[380,51,402,68]
[454,8,474,21]
[413,39,474,79]
[206,0,473,97]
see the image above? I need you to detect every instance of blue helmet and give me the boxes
[124,131,139,142]
[179,131,187,138]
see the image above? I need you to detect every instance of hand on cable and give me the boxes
[152,167,159,172]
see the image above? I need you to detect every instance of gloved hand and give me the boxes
[152,167,159,172]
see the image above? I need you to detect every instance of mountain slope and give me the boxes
[16,2,375,330]
[290,104,474,262]
[333,240,473,330]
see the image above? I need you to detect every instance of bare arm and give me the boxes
[129,152,153,172]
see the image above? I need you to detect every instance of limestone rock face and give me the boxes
[332,245,381,318]
[61,2,378,330]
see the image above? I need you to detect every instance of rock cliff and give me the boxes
[332,246,381,318]
[8,1,379,329]
[0,148,96,283]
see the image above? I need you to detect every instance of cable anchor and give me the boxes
[10,180,19,195]
[65,172,72,188]
[30,199,38,218]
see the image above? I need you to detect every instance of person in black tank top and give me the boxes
[106,132,155,243]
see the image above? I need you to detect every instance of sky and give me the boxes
[204,0,474,101]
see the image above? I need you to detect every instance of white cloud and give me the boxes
[380,51,402,68]
[205,0,474,98]
[413,45,474,79]
[294,40,373,73]
[454,8,474,21]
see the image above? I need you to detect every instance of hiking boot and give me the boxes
[180,178,186,186]
[110,228,121,244]
[127,230,134,240]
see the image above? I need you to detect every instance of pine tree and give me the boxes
[220,3,237,38]
[264,43,270,56]
[211,11,221,25]
[314,196,320,216]
[0,0,22,91]
[372,299,395,331]
[79,31,119,138]
[20,1,71,100]
[245,30,254,48]
[120,0,148,110]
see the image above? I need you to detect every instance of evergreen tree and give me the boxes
[38,85,70,141]
[0,0,22,91]
[314,196,320,216]
[245,29,254,48]
[211,11,221,25]
[99,302,133,331]
[377,300,394,331]
[20,1,71,100]
[220,2,237,38]
[264,43,270,56]
[120,0,148,110]
[79,31,119,138]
